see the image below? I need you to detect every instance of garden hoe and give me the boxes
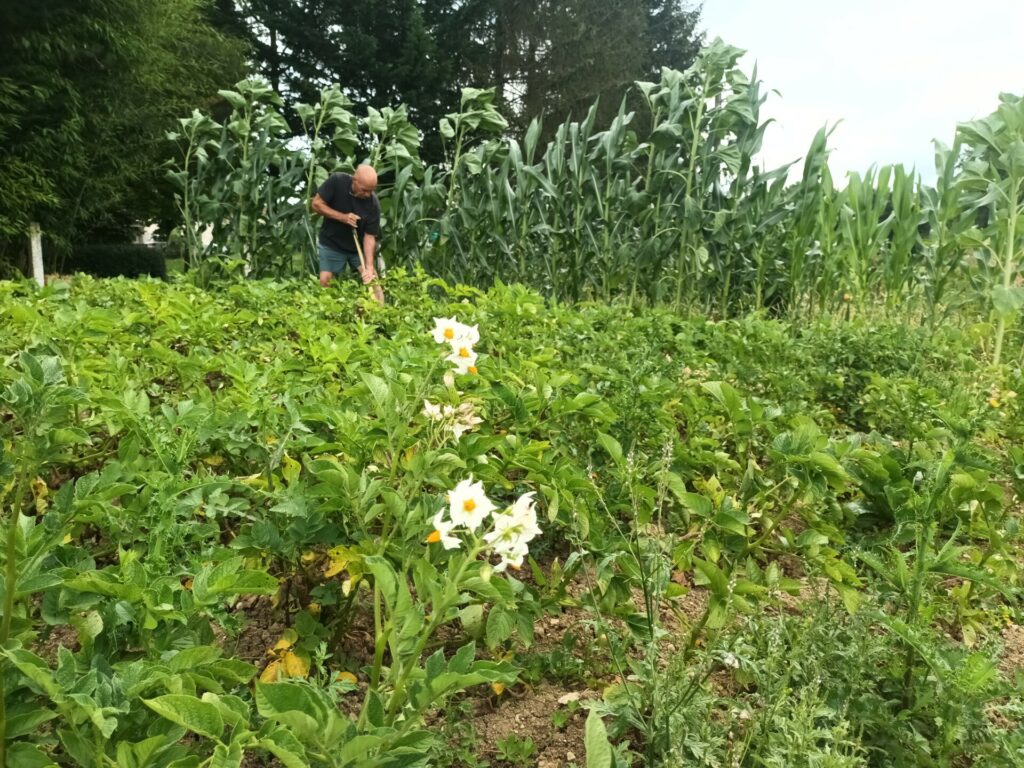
[352,225,385,305]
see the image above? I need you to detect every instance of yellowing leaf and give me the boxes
[325,545,364,579]
[282,454,301,486]
[259,660,282,683]
[336,671,357,685]
[202,455,225,467]
[31,477,49,514]
[269,628,299,655]
[491,682,506,696]
[237,473,268,489]
[281,650,310,678]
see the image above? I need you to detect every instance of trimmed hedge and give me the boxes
[65,243,168,279]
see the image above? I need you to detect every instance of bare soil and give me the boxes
[998,622,1024,678]
[469,683,593,768]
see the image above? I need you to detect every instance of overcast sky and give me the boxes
[700,1,1024,182]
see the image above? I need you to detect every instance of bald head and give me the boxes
[351,164,378,198]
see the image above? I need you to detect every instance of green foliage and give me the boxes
[956,92,1024,364]
[210,0,703,161]
[0,274,1020,766]
[0,0,246,269]
[150,33,1024,351]
[658,601,1022,767]
[496,733,537,766]
[168,78,419,278]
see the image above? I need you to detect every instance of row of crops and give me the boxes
[1,272,1022,765]
[166,40,1023,364]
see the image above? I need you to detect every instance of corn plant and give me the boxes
[165,109,218,269]
[921,138,972,327]
[956,93,1024,365]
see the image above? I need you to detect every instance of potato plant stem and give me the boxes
[384,548,478,719]
[992,184,1020,366]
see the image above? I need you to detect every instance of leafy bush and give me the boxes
[659,601,1023,767]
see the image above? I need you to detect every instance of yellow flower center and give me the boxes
[444,328,454,339]
[426,530,442,543]
[463,498,477,512]
[459,347,471,358]
[468,365,478,374]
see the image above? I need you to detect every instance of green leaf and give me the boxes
[485,607,515,649]
[361,372,392,412]
[364,689,386,728]
[364,556,399,610]
[202,693,250,730]
[15,572,65,597]
[192,558,278,605]
[144,695,225,740]
[2,648,61,698]
[6,743,58,768]
[693,558,729,599]
[584,709,613,768]
[5,701,58,738]
[254,681,326,721]
[218,89,246,110]
[834,583,861,615]
[116,736,171,768]
[713,507,750,537]
[258,729,309,768]
[210,742,243,768]
[254,683,323,741]
[992,285,1024,319]
[678,492,712,519]
[596,432,624,465]
[167,646,223,672]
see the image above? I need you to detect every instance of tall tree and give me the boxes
[0,0,247,269]
[212,0,702,155]
[212,0,456,159]
[440,0,703,134]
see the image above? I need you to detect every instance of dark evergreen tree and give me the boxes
[0,0,246,267]
[212,0,703,154]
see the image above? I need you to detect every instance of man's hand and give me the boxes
[312,194,360,228]
[360,266,376,285]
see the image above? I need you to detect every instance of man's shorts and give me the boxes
[318,244,361,275]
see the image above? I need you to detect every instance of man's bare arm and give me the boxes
[361,235,378,281]
[312,194,360,227]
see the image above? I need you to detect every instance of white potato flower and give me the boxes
[447,345,478,375]
[422,400,444,421]
[451,402,483,439]
[447,477,495,531]
[431,317,463,345]
[484,493,542,570]
[427,510,461,550]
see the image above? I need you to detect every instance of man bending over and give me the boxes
[312,164,380,287]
